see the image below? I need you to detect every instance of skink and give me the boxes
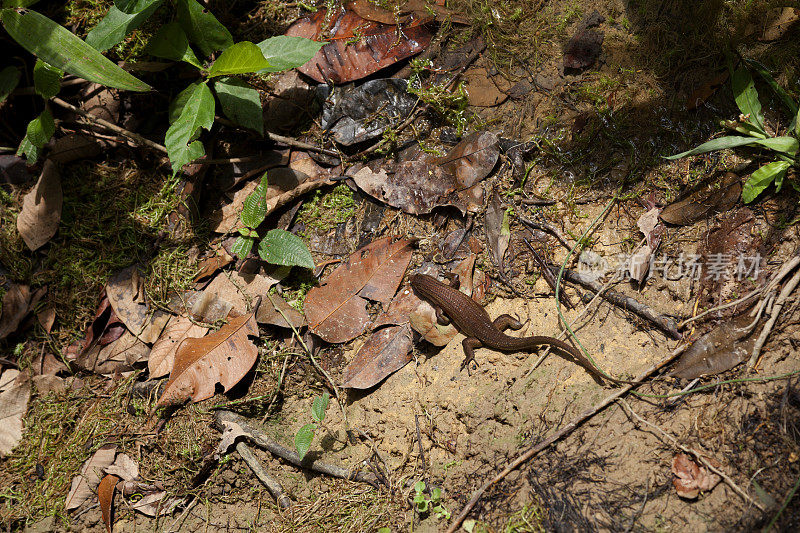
[410,273,621,383]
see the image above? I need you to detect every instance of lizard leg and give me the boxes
[442,271,461,290]
[492,314,524,332]
[461,337,482,370]
[435,306,451,326]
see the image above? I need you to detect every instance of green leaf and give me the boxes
[311,392,329,423]
[795,105,800,139]
[241,175,268,228]
[164,80,214,174]
[720,119,767,139]
[665,136,764,160]
[146,22,200,67]
[258,229,315,269]
[744,58,798,118]
[0,9,150,92]
[17,108,55,161]
[732,67,765,134]
[0,66,21,103]
[207,41,271,77]
[33,59,62,99]
[295,423,315,460]
[256,35,324,73]
[754,136,799,155]
[85,0,162,52]
[215,77,263,134]
[114,0,155,14]
[175,0,233,58]
[231,235,254,259]
[742,161,791,203]
[1,0,39,7]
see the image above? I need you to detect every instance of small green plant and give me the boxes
[407,57,469,136]
[294,392,330,460]
[666,60,799,203]
[231,174,315,270]
[412,480,450,520]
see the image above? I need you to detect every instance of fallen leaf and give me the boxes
[485,193,510,272]
[194,251,234,282]
[128,490,177,517]
[36,306,56,333]
[48,134,102,164]
[304,237,413,343]
[285,7,434,83]
[158,307,260,406]
[67,294,125,360]
[660,173,741,226]
[373,283,422,328]
[463,67,510,107]
[32,374,66,395]
[98,474,119,533]
[341,324,414,388]
[148,316,208,378]
[672,453,722,499]
[760,7,800,41]
[105,453,139,481]
[106,266,169,343]
[65,444,117,510]
[257,293,306,329]
[200,271,279,318]
[563,11,604,71]
[77,331,150,375]
[0,283,34,340]
[0,370,31,456]
[0,154,36,185]
[670,312,757,379]
[289,151,341,181]
[16,159,62,251]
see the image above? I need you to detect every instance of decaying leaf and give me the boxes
[77,330,150,376]
[485,193,510,272]
[463,67,510,107]
[563,11,604,71]
[194,250,234,283]
[760,7,800,41]
[342,324,414,389]
[158,307,260,406]
[305,237,413,343]
[149,316,208,378]
[105,453,139,482]
[0,283,42,340]
[65,444,117,510]
[257,293,306,329]
[351,132,499,215]
[670,311,757,379]
[17,159,62,251]
[0,370,31,457]
[672,453,722,499]
[660,173,741,226]
[106,266,169,343]
[98,474,119,533]
[48,133,102,164]
[36,306,56,333]
[285,7,434,83]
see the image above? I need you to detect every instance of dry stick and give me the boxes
[748,267,800,369]
[619,399,765,512]
[215,410,378,486]
[214,116,339,157]
[518,216,573,252]
[51,97,168,154]
[236,441,292,509]
[444,344,687,533]
[558,267,682,340]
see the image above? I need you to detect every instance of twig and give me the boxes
[523,238,574,309]
[444,344,687,532]
[214,116,339,157]
[518,216,573,252]
[164,496,198,533]
[51,97,168,154]
[264,178,335,218]
[619,399,765,512]
[558,267,682,340]
[236,441,292,509]
[748,268,800,369]
[678,288,761,329]
[215,411,378,486]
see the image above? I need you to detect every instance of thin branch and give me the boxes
[749,267,800,368]
[214,116,339,157]
[236,441,292,509]
[619,399,765,512]
[51,97,168,154]
[444,344,687,532]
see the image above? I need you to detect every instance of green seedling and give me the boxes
[295,392,330,460]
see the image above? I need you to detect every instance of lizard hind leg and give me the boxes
[461,337,483,371]
[492,314,525,332]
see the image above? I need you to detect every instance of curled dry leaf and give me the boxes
[0,370,31,457]
[671,453,722,499]
[341,324,414,389]
[106,266,169,343]
[65,444,117,510]
[285,7,434,83]
[17,159,62,251]
[98,474,119,533]
[105,453,139,481]
[157,307,259,406]
[351,132,499,215]
[485,193,510,272]
[304,237,413,343]
[0,283,40,340]
[78,330,150,376]
[257,293,306,329]
[149,316,208,378]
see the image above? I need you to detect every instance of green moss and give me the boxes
[297,183,356,231]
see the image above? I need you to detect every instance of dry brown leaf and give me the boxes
[157,308,260,406]
[201,271,278,317]
[670,312,757,379]
[32,374,66,395]
[81,331,150,376]
[485,193,510,271]
[341,324,414,389]
[373,283,421,328]
[660,172,741,226]
[760,7,800,41]
[105,453,139,481]
[48,133,102,164]
[671,453,722,499]
[36,306,56,333]
[98,474,119,533]
[106,266,168,343]
[65,444,117,510]
[0,370,31,456]
[463,67,510,107]
[194,250,234,282]
[148,316,208,378]
[0,283,33,340]
[17,159,62,251]
[304,237,413,343]
[285,7,434,83]
[257,293,306,329]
